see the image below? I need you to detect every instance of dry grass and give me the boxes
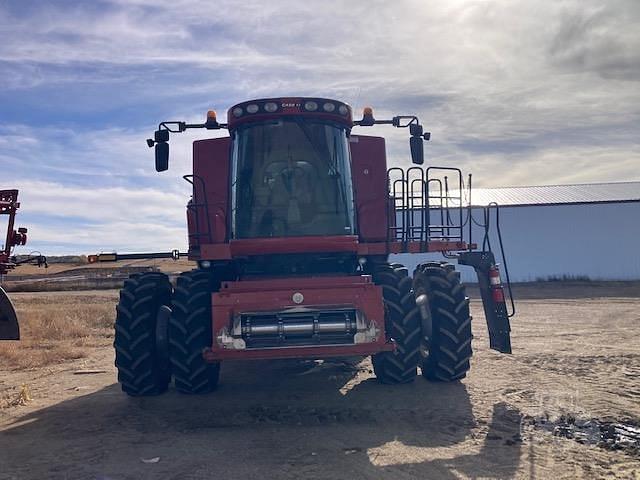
[0,292,117,370]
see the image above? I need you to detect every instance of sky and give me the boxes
[1,0,639,255]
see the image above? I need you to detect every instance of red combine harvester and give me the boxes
[114,97,514,396]
[0,190,46,340]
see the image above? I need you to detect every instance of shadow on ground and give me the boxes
[1,359,523,479]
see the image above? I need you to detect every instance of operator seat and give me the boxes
[261,162,317,235]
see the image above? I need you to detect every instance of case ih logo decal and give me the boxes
[281,98,302,111]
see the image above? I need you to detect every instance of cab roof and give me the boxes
[227,97,353,129]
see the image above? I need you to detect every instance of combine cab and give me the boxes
[114,97,514,396]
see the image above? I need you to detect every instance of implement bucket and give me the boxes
[0,285,19,340]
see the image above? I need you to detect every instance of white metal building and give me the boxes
[391,181,640,282]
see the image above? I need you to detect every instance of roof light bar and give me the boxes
[304,101,318,111]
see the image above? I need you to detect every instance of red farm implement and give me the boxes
[0,190,46,340]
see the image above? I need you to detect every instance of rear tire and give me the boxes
[0,285,20,340]
[114,272,172,396]
[371,263,421,384]
[169,270,220,394]
[414,262,473,382]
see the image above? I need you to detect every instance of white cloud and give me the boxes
[0,123,204,189]
[1,0,639,254]
[17,180,185,223]
[28,221,186,254]
[11,180,190,255]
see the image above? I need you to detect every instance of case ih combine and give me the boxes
[0,190,46,340]
[114,97,513,396]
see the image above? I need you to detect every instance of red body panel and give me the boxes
[200,235,359,259]
[189,138,230,254]
[205,275,392,361]
[350,135,389,242]
[357,240,473,255]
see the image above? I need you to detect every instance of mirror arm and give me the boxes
[353,115,430,139]
[182,122,229,130]
[146,119,229,173]
[146,120,229,148]
[353,113,430,166]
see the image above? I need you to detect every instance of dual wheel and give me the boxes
[371,261,473,384]
[114,270,219,396]
[114,262,473,396]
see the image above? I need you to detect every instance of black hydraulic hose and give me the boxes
[458,176,490,232]
[444,176,453,228]
[470,212,486,228]
[487,202,516,318]
[452,178,515,319]
[454,175,476,230]
[482,206,492,253]
[468,174,473,249]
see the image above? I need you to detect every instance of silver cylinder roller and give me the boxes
[242,318,356,337]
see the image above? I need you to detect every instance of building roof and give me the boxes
[468,181,640,207]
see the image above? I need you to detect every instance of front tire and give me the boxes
[169,270,220,394]
[371,263,422,384]
[414,262,473,382]
[114,273,172,396]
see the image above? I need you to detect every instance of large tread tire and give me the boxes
[114,272,172,396]
[416,262,473,382]
[0,285,20,340]
[169,270,220,394]
[371,264,422,384]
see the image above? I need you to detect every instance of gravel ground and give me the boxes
[1,287,639,479]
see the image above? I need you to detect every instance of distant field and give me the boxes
[8,258,195,276]
[2,259,197,292]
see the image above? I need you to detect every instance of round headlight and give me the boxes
[304,101,318,111]
[338,105,349,116]
[232,107,243,117]
[246,104,259,114]
[264,102,278,113]
[323,102,336,112]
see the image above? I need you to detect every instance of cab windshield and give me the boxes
[231,118,355,239]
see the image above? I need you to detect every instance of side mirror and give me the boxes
[155,142,169,172]
[410,136,424,165]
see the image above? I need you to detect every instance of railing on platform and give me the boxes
[387,167,470,247]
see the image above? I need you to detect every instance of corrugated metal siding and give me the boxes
[391,202,640,282]
[469,181,640,207]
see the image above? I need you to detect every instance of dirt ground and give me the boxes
[1,286,639,479]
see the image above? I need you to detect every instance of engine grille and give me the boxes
[238,308,358,348]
